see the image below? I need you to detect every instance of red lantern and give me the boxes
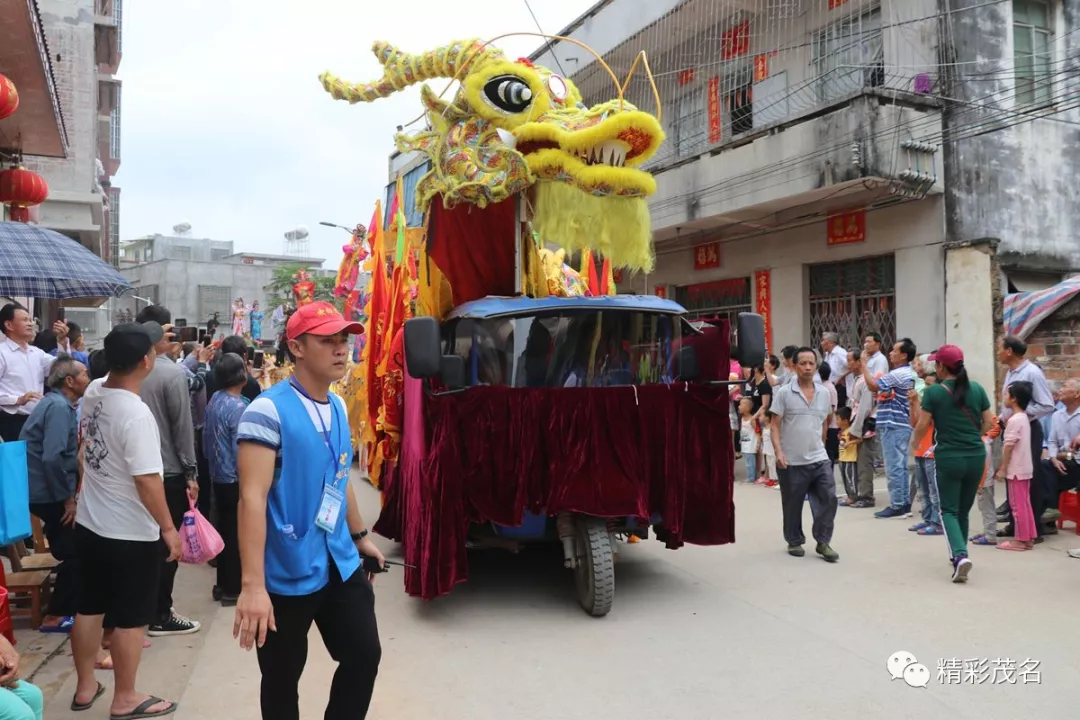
[0,166,49,223]
[0,74,18,120]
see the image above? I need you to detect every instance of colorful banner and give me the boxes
[693,241,721,271]
[654,284,668,299]
[827,211,867,246]
[708,76,722,144]
[754,269,772,352]
[721,21,751,60]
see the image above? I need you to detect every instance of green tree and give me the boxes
[264,264,342,313]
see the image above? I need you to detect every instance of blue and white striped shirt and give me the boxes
[874,365,915,429]
[237,388,341,457]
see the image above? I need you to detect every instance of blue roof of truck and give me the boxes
[446,295,687,320]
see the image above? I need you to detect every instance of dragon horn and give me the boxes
[319,39,503,104]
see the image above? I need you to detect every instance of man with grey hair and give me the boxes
[20,354,90,630]
[820,332,849,406]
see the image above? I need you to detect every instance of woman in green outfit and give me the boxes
[912,345,993,583]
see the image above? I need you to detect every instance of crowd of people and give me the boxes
[0,300,383,720]
[733,329,1080,582]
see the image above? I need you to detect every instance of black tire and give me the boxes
[574,516,614,617]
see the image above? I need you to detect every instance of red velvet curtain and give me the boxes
[427,198,516,306]
[375,382,735,601]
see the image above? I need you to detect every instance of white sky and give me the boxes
[116,0,597,267]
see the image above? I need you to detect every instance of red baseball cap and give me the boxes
[286,302,364,341]
[928,344,964,369]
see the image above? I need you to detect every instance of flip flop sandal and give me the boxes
[970,535,996,545]
[918,525,944,535]
[996,541,1030,551]
[71,682,106,712]
[39,616,75,633]
[110,697,178,720]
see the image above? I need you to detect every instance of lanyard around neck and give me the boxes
[288,377,339,474]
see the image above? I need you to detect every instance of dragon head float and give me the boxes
[320,38,664,271]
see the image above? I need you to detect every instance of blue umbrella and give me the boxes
[0,222,131,299]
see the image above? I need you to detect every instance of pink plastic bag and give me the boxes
[179,497,224,564]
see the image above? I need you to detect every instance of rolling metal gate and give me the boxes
[808,255,896,351]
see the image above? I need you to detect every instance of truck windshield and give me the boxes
[442,310,682,388]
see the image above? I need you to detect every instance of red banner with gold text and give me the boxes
[754,269,772,352]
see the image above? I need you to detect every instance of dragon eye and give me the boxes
[483,75,533,113]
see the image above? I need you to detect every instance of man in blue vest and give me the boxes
[233,301,384,720]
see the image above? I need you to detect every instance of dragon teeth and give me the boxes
[573,141,629,167]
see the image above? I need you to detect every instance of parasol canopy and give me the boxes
[0,222,131,299]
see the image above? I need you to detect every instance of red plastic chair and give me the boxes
[1057,491,1080,535]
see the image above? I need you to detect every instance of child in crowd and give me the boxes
[738,398,759,482]
[995,381,1037,551]
[759,413,779,487]
[908,386,941,535]
[836,407,860,503]
[972,415,1002,546]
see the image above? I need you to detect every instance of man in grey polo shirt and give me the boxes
[770,347,840,562]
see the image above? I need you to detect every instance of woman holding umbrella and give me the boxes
[911,345,993,583]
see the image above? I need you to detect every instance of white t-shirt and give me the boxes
[76,379,165,542]
[740,419,759,454]
[761,426,775,456]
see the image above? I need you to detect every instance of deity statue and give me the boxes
[231,297,248,336]
[249,300,265,341]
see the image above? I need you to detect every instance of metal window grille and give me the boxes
[1013,0,1052,106]
[555,0,899,173]
[198,285,231,325]
[808,254,895,351]
[136,284,160,305]
[172,245,192,260]
[675,277,753,343]
[109,85,121,161]
[211,248,230,262]
[114,0,123,54]
[812,8,884,104]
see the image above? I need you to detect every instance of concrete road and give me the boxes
[34,468,1080,719]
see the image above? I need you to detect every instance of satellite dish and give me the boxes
[172,222,192,236]
[284,226,310,242]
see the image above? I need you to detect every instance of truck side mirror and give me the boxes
[735,312,766,369]
[439,355,466,389]
[404,317,441,379]
[677,346,699,382]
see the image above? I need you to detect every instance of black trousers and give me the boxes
[195,432,213,519]
[1044,458,1080,508]
[157,474,190,620]
[0,412,28,442]
[212,483,241,596]
[1002,420,1046,537]
[825,428,840,466]
[777,460,838,546]
[257,564,381,720]
[29,501,78,617]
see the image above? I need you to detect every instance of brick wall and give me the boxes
[1022,295,1080,383]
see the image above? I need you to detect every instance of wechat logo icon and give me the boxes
[887,651,930,688]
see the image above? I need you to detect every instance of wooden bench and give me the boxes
[4,570,51,629]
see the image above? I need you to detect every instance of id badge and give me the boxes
[315,484,345,533]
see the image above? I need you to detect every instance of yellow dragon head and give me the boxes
[320,39,665,271]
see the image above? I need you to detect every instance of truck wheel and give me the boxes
[574,517,614,617]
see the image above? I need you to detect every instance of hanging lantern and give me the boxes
[0,166,49,223]
[0,74,18,120]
